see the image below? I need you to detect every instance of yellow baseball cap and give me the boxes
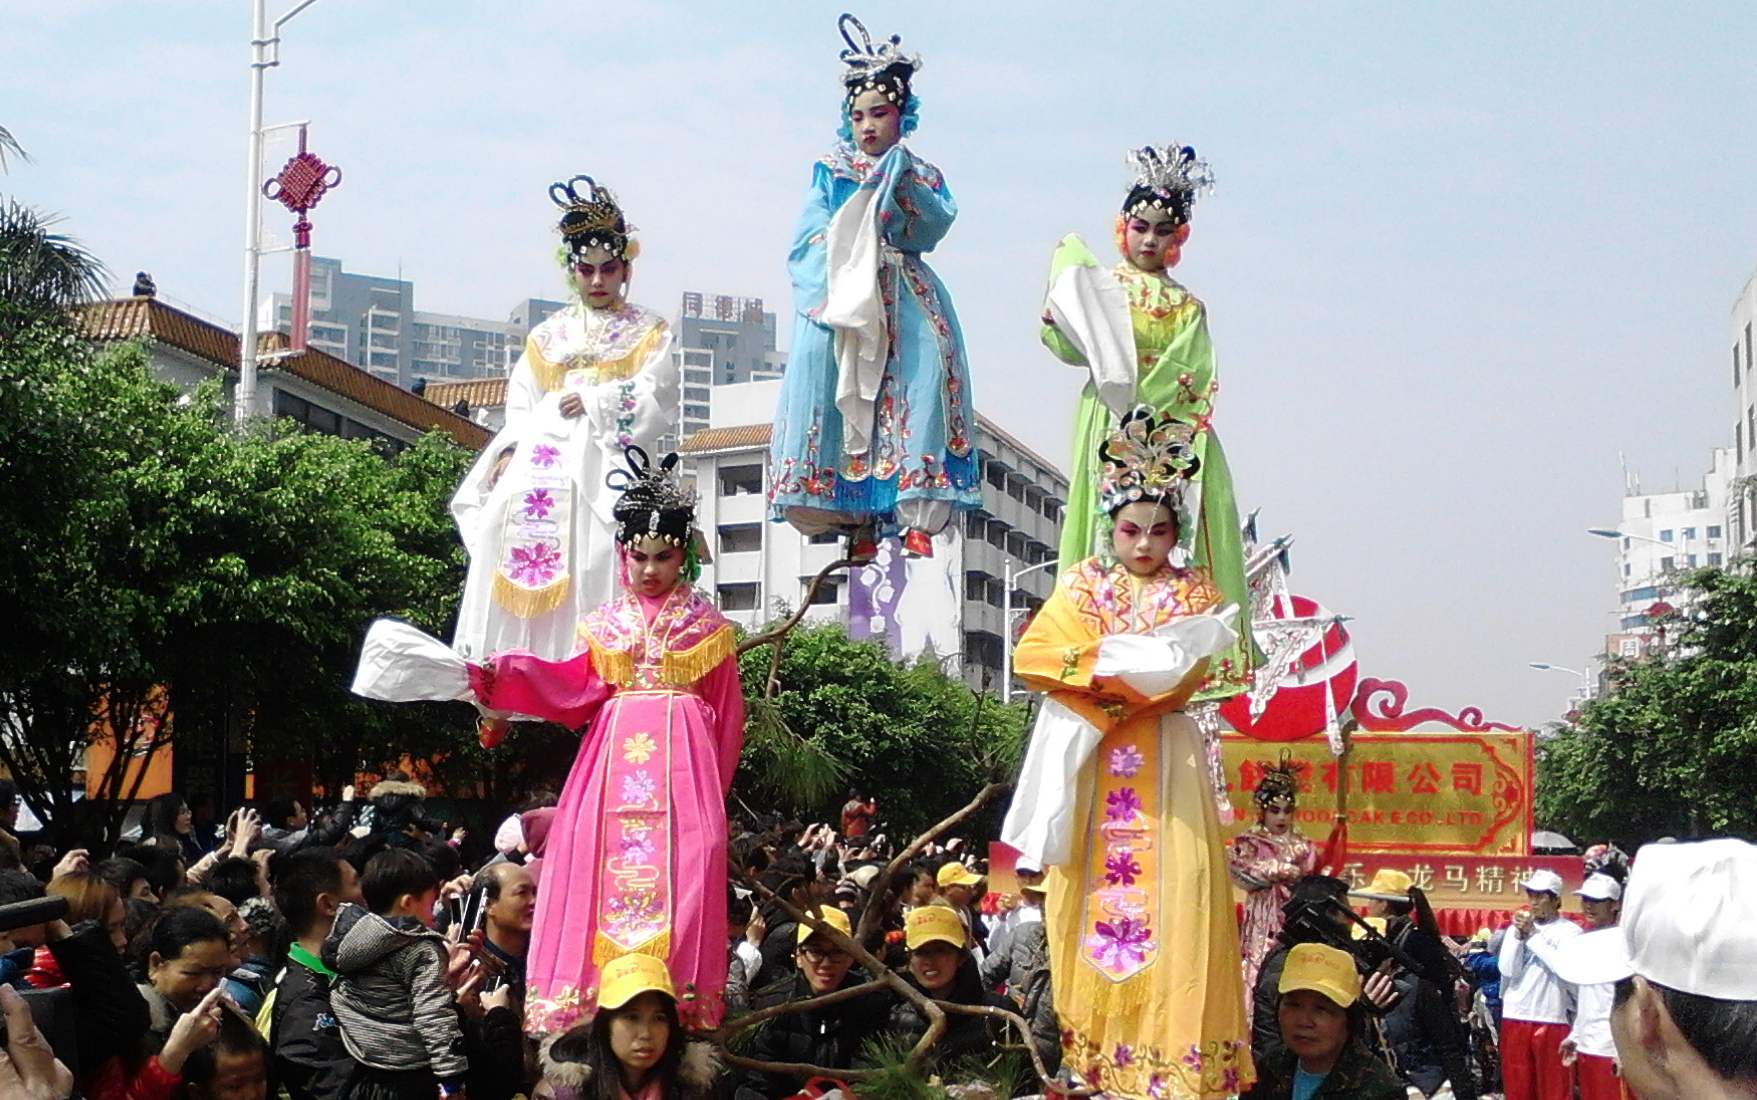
[796,905,853,944]
[597,954,674,1011]
[1279,943,1361,1008]
[936,862,982,888]
[905,904,968,950]
[1348,868,1413,901]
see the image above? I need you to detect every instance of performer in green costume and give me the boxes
[1040,144,1253,701]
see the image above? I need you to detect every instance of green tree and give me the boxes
[736,622,1029,837]
[1537,566,1757,846]
[0,201,107,337]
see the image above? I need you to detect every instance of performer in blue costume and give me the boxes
[766,13,981,559]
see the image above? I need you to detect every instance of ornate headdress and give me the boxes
[1097,407,1202,516]
[1253,751,1301,808]
[1121,144,1215,224]
[838,13,921,110]
[607,446,696,547]
[550,175,638,264]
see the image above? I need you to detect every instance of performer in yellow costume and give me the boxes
[1002,410,1253,1099]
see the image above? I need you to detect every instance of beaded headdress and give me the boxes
[1253,750,1301,809]
[550,175,638,264]
[1097,407,1202,516]
[1121,144,1215,224]
[838,13,920,109]
[607,446,696,547]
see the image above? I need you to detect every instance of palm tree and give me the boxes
[0,201,108,335]
[0,125,25,171]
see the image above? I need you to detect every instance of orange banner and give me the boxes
[1221,731,1532,857]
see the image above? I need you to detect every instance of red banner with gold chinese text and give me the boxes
[1220,731,1533,857]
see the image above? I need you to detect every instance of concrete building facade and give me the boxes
[1602,448,1734,641]
[259,256,563,389]
[1729,270,1757,553]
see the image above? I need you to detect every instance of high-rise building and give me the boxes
[673,292,784,444]
[1600,448,1734,657]
[1729,269,1757,552]
[259,257,564,389]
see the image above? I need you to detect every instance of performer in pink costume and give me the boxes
[353,447,743,1034]
[1226,755,1318,1004]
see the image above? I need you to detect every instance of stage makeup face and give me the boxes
[1111,500,1179,577]
[573,243,628,310]
[849,88,903,157]
[627,536,685,598]
[1122,205,1189,273]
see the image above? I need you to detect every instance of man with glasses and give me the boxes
[734,907,888,1100]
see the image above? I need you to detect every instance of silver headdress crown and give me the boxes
[607,446,697,546]
[1098,407,1202,515]
[1123,144,1215,220]
[550,175,638,263]
[838,13,921,106]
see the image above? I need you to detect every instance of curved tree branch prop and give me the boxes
[852,781,1008,948]
[736,555,862,657]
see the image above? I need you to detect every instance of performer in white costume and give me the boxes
[451,176,678,662]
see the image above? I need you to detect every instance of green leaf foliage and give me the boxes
[735,622,1029,837]
[1536,566,1757,846]
[0,321,481,844]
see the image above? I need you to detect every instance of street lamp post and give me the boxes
[1528,662,1591,702]
[239,0,327,425]
[1001,558,1058,704]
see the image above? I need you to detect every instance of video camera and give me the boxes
[1279,893,1430,980]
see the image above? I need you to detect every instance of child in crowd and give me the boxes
[324,847,467,1099]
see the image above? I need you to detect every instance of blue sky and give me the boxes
[4,1,1752,727]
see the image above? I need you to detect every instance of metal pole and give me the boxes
[238,0,270,425]
[1001,557,1058,704]
[238,0,326,426]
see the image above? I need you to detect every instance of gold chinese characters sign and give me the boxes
[1330,854,1588,912]
[1220,731,1532,857]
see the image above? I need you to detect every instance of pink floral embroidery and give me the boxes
[619,830,655,863]
[529,443,560,468]
[1182,1045,1203,1070]
[506,543,561,586]
[1113,1044,1135,1068]
[1109,744,1144,778]
[1147,1074,1167,1099]
[1086,917,1152,973]
[1105,787,1143,823]
[620,769,656,807]
[522,488,555,519]
[1103,850,1142,887]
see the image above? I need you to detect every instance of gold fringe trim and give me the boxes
[587,636,636,687]
[661,624,735,685]
[1073,959,1157,1015]
[494,571,570,619]
[594,928,671,966]
[526,336,566,393]
[526,321,669,393]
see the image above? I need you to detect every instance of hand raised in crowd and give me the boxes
[0,984,74,1100]
[1362,968,1402,1012]
[745,910,767,948]
[250,848,275,896]
[341,783,357,802]
[225,808,261,858]
[157,985,227,1077]
[48,849,88,880]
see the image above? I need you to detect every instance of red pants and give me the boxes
[1501,1018,1571,1100]
[1576,1053,1628,1100]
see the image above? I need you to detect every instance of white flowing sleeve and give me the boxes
[1044,234,1137,418]
[1001,697,1102,867]
[352,619,474,703]
[819,183,887,456]
[1091,607,1239,697]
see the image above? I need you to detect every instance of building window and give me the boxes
[808,531,840,545]
[684,386,710,403]
[719,465,763,496]
[1682,527,1696,539]
[718,523,763,553]
[717,584,759,611]
[1708,525,1722,539]
[1736,344,1743,389]
[1686,554,1698,567]
[1709,552,1723,566]
[964,572,989,602]
[1622,563,1631,577]
[808,579,840,605]
[1660,556,1674,570]
[1659,529,1673,541]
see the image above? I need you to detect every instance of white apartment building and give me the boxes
[1603,448,1734,642]
[1729,269,1757,551]
[680,380,1066,693]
